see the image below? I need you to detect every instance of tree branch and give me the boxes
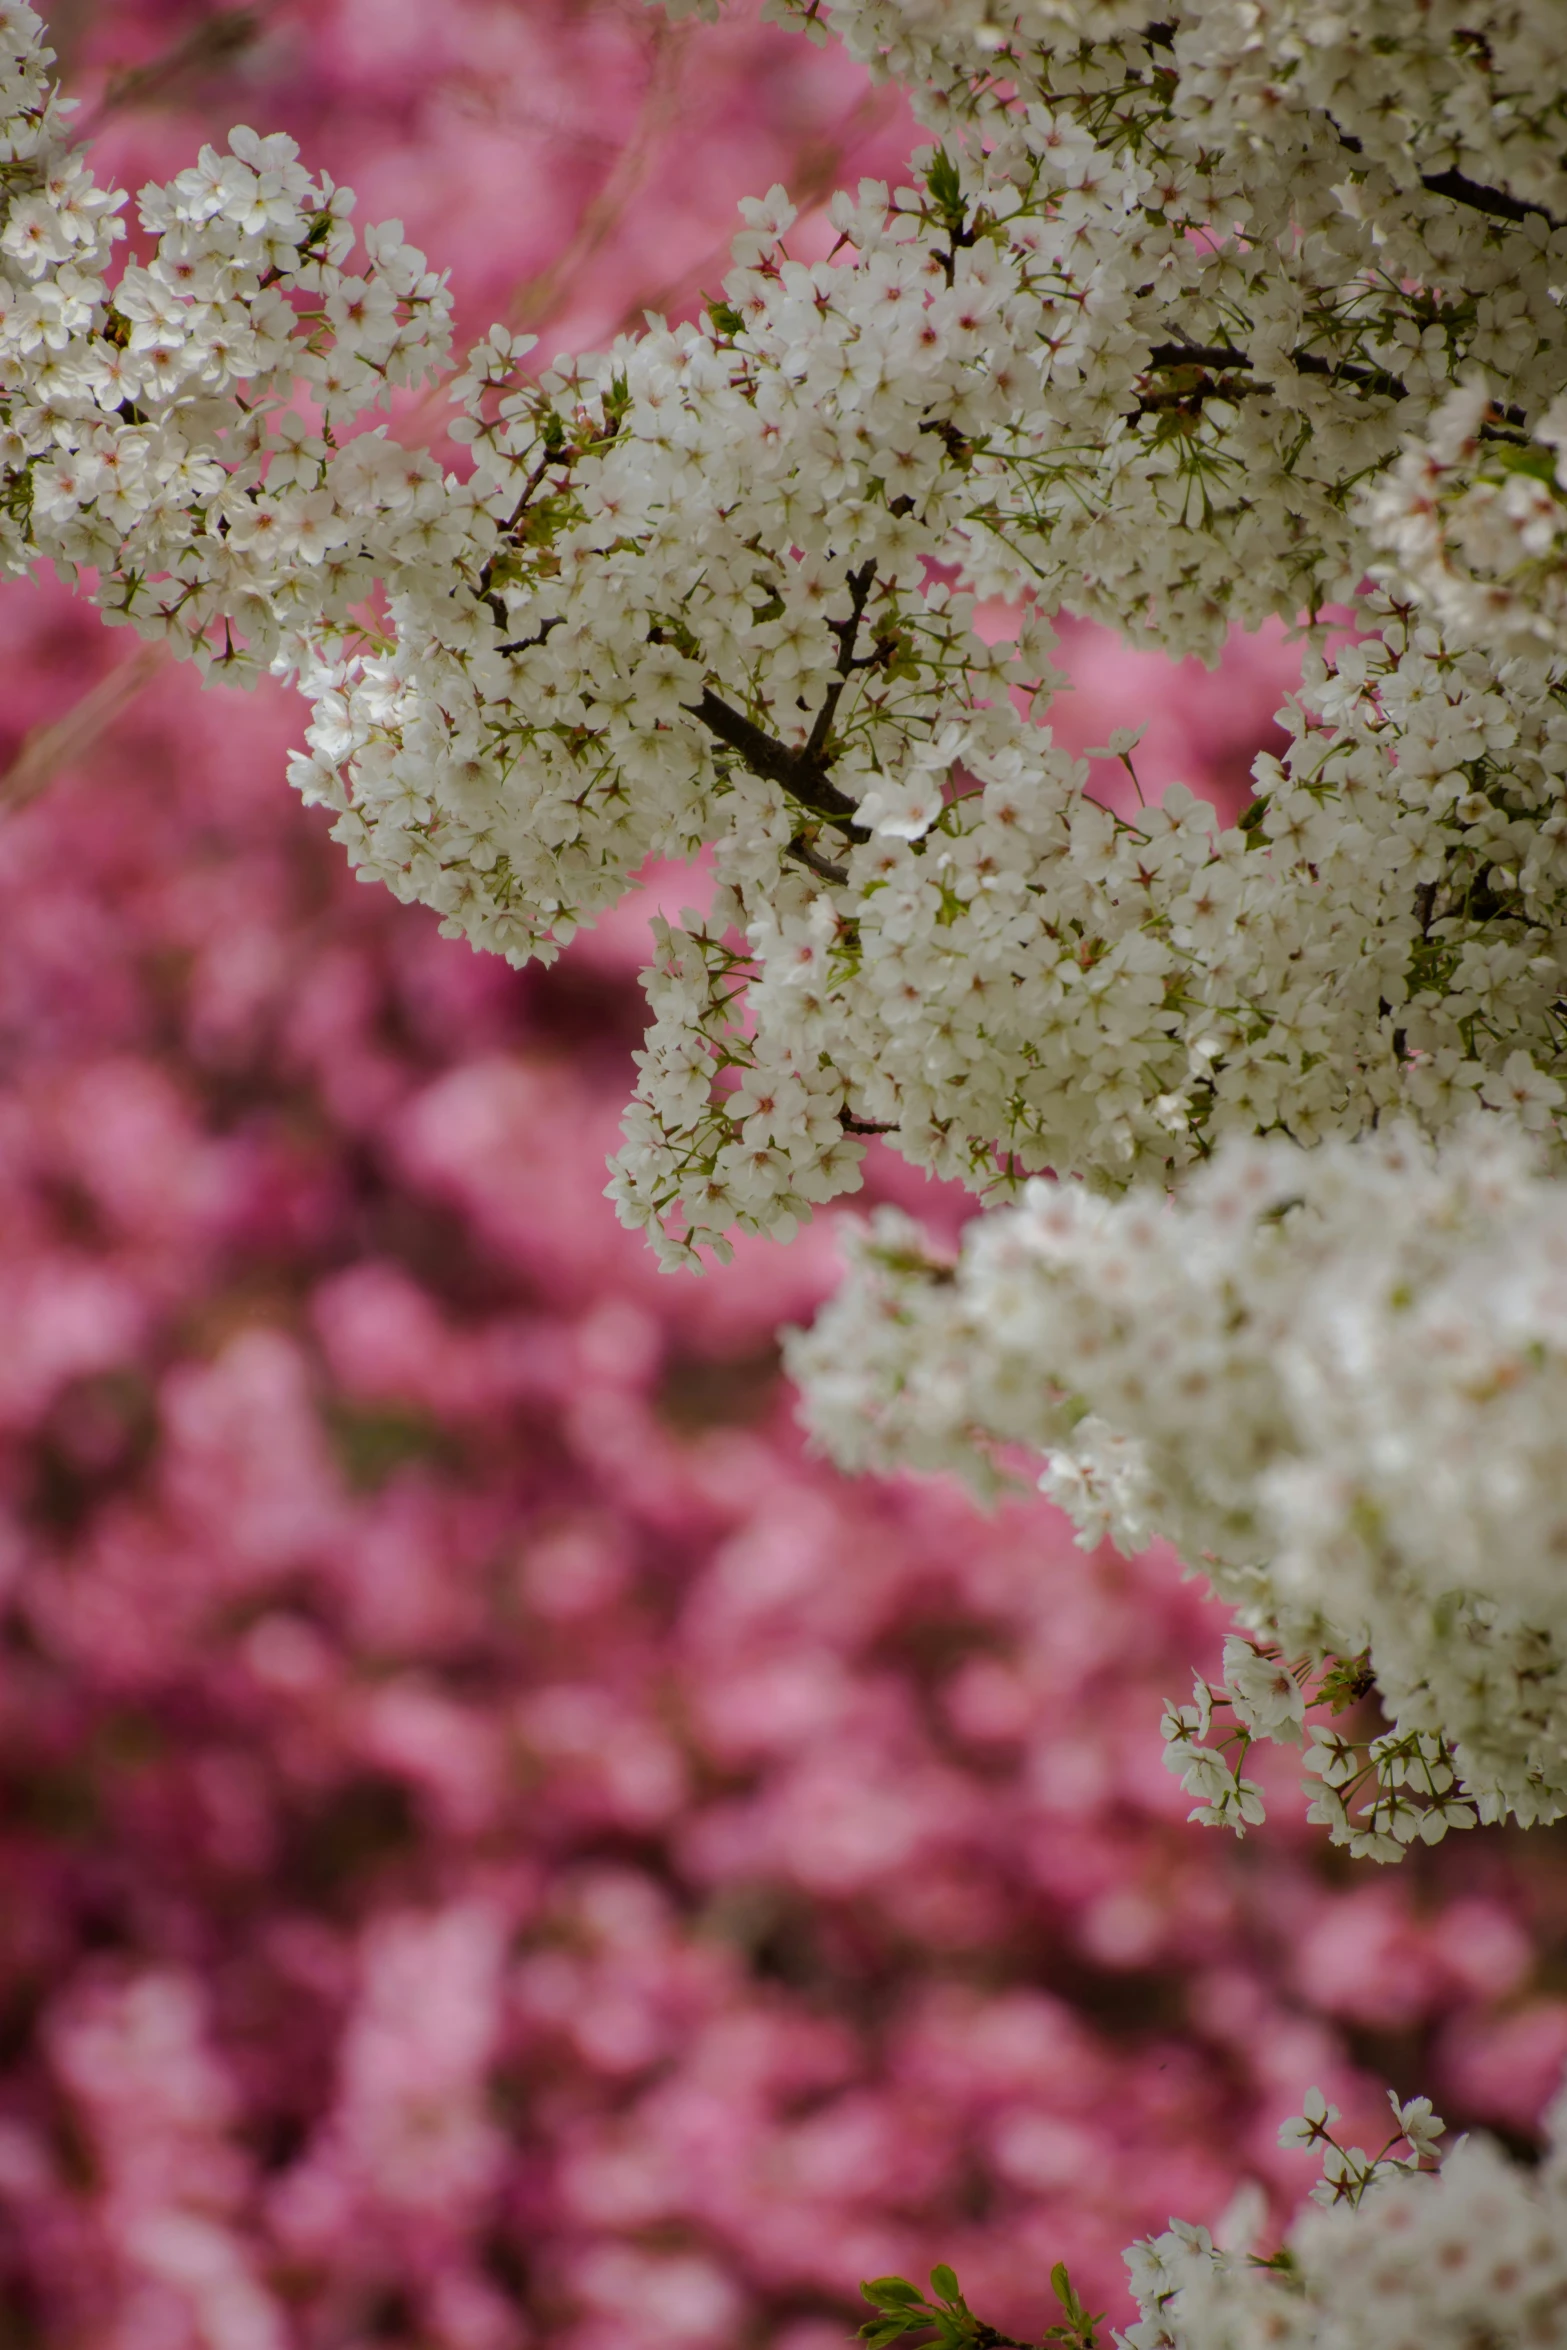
[1419,164,1560,228]
[803,557,878,767]
[686,688,870,835]
[1136,338,1531,437]
[683,565,881,838]
[1145,341,1251,372]
[1144,333,1406,400]
[1289,348,1406,401]
[787,835,849,885]
[1,643,167,814]
[1334,123,1565,232]
[498,614,565,656]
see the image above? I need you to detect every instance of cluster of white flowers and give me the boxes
[12,0,1567,2303]
[302,0,1567,1254]
[0,0,455,677]
[7,0,1567,1849]
[282,80,1567,1261]
[5,0,1566,1250]
[1369,379,1567,672]
[763,0,1567,223]
[1124,2083,1567,2350]
[789,1116,1567,1850]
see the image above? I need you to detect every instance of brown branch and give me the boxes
[787,835,849,885]
[498,615,565,657]
[395,23,690,452]
[1135,373,1263,415]
[685,688,869,835]
[1133,338,1404,417]
[1334,123,1566,232]
[506,19,692,334]
[1289,348,1406,401]
[1418,164,1560,228]
[475,452,563,615]
[1145,341,1251,372]
[75,9,264,140]
[684,565,880,837]
[1137,336,1533,437]
[803,557,878,767]
[616,82,900,341]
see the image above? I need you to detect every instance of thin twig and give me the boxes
[684,563,881,833]
[397,21,689,450]
[75,9,264,142]
[0,642,167,815]
[507,20,691,334]
[787,835,849,885]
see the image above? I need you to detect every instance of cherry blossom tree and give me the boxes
[4,0,1567,2323]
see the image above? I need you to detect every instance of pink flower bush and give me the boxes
[0,5,1560,2346]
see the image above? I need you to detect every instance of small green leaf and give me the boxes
[862,2279,925,2310]
[1493,441,1560,487]
[1318,1651,1376,1713]
[925,146,967,233]
[929,2266,961,2305]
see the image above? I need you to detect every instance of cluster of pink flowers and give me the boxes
[0,5,1561,2347]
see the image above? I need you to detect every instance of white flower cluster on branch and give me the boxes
[1369,380,1567,672]
[874,2078,1567,2350]
[5,0,1567,1868]
[10,0,1567,2301]
[0,0,455,676]
[1125,2084,1567,2350]
[788,1116,1567,1850]
[288,0,1567,1260]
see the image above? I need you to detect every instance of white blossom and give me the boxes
[3,0,1567,1858]
[789,1118,1567,1848]
[1125,2078,1567,2350]
[0,4,455,679]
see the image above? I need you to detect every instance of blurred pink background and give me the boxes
[0,5,1563,2346]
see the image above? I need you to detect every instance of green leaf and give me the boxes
[925,146,967,233]
[929,2266,961,2305]
[862,2279,925,2310]
[1318,1651,1376,1713]
[1493,441,1560,487]
[1043,2263,1105,2350]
